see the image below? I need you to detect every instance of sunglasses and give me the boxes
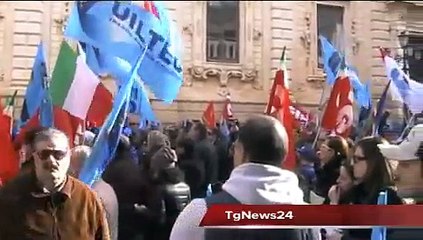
[36,149,67,160]
[129,122,140,126]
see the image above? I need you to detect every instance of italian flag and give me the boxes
[15,42,112,148]
[50,41,112,126]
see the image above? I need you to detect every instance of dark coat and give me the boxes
[0,172,110,240]
[193,139,218,198]
[137,167,190,240]
[102,156,143,240]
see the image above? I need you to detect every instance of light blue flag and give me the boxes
[129,82,156,122]
[64,1,183,103]
[319,35,342,86]
[79,76,133,186]
[39,80,54,128]
[371,190,388,240]
[347,66,371,108]
[20,43,48,124]
[79,42,157,123]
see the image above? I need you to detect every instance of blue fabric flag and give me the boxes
[320,36,371,108]
[129,82,156,122]
[79,77,133,186]
[65,1,183,103]
[39,81,54,128]
[79,41,156,123]
[20,42,47,124]
[79,42,132,86]
[319,36,342,86]
[347,67,372,108]
[371,190,388,240]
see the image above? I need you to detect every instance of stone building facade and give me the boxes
[0,1,422,123]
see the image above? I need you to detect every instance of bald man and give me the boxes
[170,115,320,240]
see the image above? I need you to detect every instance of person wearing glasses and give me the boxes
[0,128,110,240]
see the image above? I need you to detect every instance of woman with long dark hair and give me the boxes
[344,136,403,240]
[315,135,349,202]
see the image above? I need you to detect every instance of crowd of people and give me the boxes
[0,113,421,240]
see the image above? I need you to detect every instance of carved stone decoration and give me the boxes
[225,68,258,88]
[190,66,223,84]
[300,12,312,65]
[188,65,259,88]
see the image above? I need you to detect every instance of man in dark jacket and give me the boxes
[102,136,144,240]
[0,128,110,239]
[188,122,218,198]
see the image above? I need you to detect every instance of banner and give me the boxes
[200,205,423,227]
[65,1,183,102]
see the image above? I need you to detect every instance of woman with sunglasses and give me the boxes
[343,136,403,240]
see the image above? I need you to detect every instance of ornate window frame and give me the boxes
[309,1,351,77]
[186,1,259,89]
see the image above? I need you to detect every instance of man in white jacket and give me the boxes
[170,115,320,240]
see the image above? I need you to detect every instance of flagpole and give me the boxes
[312,84,328,148]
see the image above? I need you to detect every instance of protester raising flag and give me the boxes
[65,1,183,103]
[20,43,48,124]
[265,47,296,170]
[321,58,354,138]
[202,102,216,129]
[0,93,19,183]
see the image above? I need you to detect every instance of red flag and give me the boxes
[266,66,296,170]
[202,102,216,129]
[0,102,19,183]
[321,76,354,138]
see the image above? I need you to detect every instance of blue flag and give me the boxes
[79,42,156,123]
[347,67,371,109]
[371,191,388,240]
[39,81,54,128]
[21,42,47,124]
[79,75,134,186]
[65,1,183,103]
[129,83,156,122]
[320,36,371,108]
[319,36,342,86]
